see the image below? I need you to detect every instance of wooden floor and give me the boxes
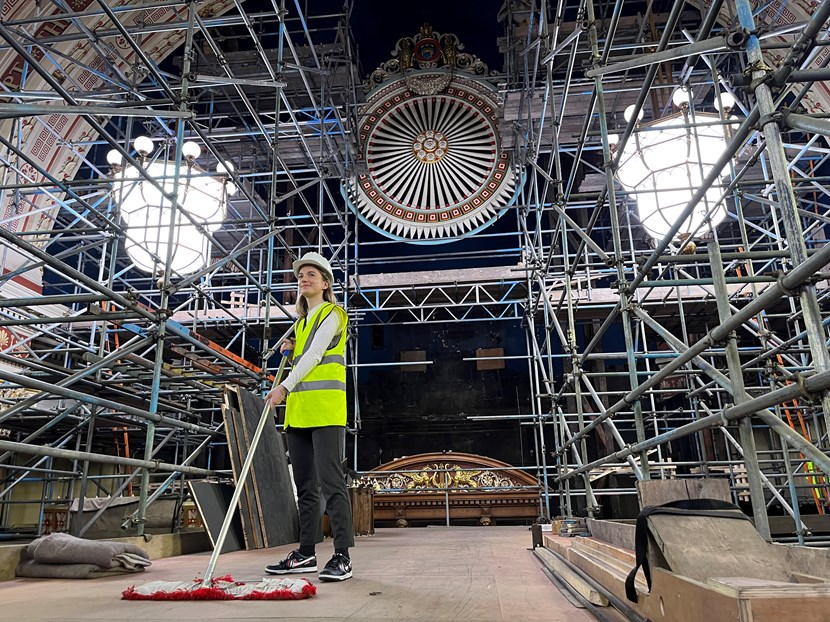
[0,526,592,622]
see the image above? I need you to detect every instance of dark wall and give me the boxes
[350,319,535,471]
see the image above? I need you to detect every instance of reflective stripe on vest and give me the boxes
[293,380,348,392]
[284,302,348,429]
[294,341,343,366]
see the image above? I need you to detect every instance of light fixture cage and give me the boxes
[614,110,734,242]
[111,155,235,274]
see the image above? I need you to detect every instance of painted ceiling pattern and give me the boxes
[0,0,236,290]
[344,26,518,242]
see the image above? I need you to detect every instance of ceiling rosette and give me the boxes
[344,25,519,243]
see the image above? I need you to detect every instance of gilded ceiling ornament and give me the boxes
[366,24,489,91]
[404,73,452,96]
[346,26,519,243]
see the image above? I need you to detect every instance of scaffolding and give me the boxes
[0,0,828,547]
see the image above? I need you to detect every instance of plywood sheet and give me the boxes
[400,350,427,372]
[235,387,299,547]
[475,347,505,371]
[221,400,260,549]
[637,478,731,508]
[188,481,244,554]
[224,393,266,549]
[647,514,789,583]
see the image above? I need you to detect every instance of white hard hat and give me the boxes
[292,251,333,281]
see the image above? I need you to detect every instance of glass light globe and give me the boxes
[671,88,691,108]
[183,174,226,231]
[616,151,650,188]
[137,161,170,211]
[181,141,201,160]
[614,109,731,242]
[115,174,149,221]
[695,132,726,164]
[640,123,687,171]
[111,165,141,210]
[124,216,209,275]
[133,135,154,156]
[216,161,235,176]
[113,147,231,274]
[714,91,736,113]
[623,105,644,123]
[640,168,694,239]
[634,165,727,240]
[106,149,123,166]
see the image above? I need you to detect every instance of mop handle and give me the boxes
[203,347,291,583]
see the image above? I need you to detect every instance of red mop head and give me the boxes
[121,574,317,600]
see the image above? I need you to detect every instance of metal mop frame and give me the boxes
[202,340,291,583]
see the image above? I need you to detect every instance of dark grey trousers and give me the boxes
[286,425,354,551]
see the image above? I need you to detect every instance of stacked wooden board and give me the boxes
[221,385,298,549]
[543,532,830,622]
[322,484,375,538]
[539,480,830,621]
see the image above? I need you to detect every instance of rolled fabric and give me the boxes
[27,532,150,569]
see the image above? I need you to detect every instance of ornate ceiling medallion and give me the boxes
[344,25,519,243]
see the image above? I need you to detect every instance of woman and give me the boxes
[264,251,354,582]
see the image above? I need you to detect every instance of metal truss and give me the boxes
[350,270,527,325]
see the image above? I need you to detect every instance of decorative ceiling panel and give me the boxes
[344,26,520,243]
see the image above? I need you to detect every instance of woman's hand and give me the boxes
[279,338,295,360]
[266,384,289,406]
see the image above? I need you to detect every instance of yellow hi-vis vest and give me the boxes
[284,302,348,429]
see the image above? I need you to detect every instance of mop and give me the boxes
[122,348,315,600]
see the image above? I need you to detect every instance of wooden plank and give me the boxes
[533,547,609,606]
[226,385,268,549]
[188,481,244,554]
[638,568,743,622]
[400,350,427,372]
[647,514,790,583]
[767,513,830,535]
[789,572,828,584]
[574,537,636,567]
[228,388,267,549]
[707,576,830,598]
[554,519,830,622]
[222,404,254,550]
[708,577,830,622]
[562,544,640,605]
[571,546,644,595]
[475,347,504,370]
[221,399,260,550]
[352,486,375,536]
[637,478,731,508]
[784,544,830,579]
[586,518,636,550]
[235,387,299,547]
[745,593,830,621]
